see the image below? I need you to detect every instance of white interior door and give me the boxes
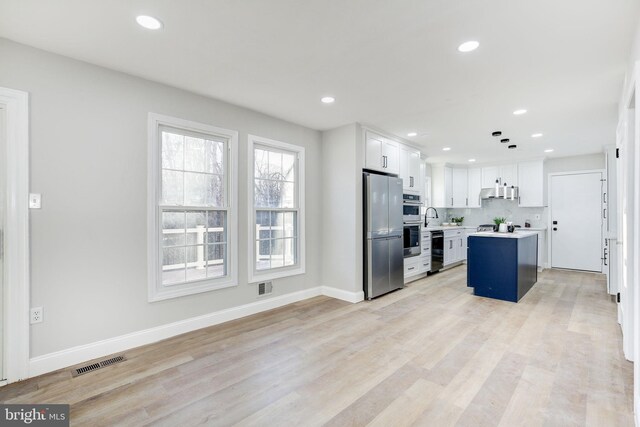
[550,172,603,272]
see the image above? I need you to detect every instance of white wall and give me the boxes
[0,38,323,358]
[320,124,365,298]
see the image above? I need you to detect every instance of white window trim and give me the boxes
[247,134,305,283]
[148,113,238,302]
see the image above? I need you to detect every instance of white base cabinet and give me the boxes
[444,228,464,266]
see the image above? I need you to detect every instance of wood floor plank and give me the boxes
[0,266,632,426]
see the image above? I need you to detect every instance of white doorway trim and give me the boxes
[0,87,30,384]
[547,169,606,273]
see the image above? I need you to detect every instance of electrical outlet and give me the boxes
[29,193,41,209]
[534,214,541,220]
[30,307,43,324]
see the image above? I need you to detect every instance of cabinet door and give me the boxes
[467,167,482,208]
[481,166,500,188]
[444,167,453,207]
[451,167,468,207]
[517,160,543,207]
[365,133,383,171]
[399,147,410,190]
[500,164,518,187]
[444,238,454,265]
[382,139,400,174]
[409,151,421,190]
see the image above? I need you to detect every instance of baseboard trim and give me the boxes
[321,286,365,303]
[28,286,323,378]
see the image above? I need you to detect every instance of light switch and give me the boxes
[29,193,41,209]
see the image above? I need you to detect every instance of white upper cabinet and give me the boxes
[431,165,480,208]
[467,167,482,208]
[399,146,421,193]
[481,164,518,188]
[431,164,453,207]
[500,164,518,188]
[517,160,544,207]
[451,167,468,207]
[365,132,400,174]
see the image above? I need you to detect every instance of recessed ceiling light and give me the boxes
[544,149,554,153]
[442,147,451,151]
[321,96,335,104]
[513,109,527,115]
[458,41,479,52]
[136,15,163,30]
[508,145,517,149]
[468,159,476,162]
[531,133,543,138]
[500,138,510,143]
[492,131,502,137]
[407,132,417,137]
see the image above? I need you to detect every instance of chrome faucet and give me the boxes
[425,207,439,227]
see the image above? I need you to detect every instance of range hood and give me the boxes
[480,186,519,200]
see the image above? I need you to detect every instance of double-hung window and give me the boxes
[248,135,305,282]
[148,113,238,301]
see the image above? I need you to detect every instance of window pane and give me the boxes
[270,239,284,269]
[267,182,286,208]
[256,210,271,240]
[206,140,224,175]
[162,131,183,170]
[271,211,284,239]
[283,152,295,182]
[162,170,184,205]
[162,211,186,247]
[206,174,224,207]
[185,136,206,172]
[254,148,268,179]
[256,239,270,270]
[254,179,271,208]
[283,237,296,266]
[284,212,296,238]
[207,243,227,278]
[207,211,226,243]
[162,246,186,285]
[268,150,283,179]
[280,182,295,208]
[184,172,207,206]
[186,245,207,282]
[186,211,207,245]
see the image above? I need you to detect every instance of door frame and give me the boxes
[547,169,605,272]
[0,87,30,384]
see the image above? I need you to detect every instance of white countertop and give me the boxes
[468,230,539,239]
[425,225,546,232]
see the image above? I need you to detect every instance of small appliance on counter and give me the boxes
[477,224,497,232]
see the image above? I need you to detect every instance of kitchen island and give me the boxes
[467,231,538,302]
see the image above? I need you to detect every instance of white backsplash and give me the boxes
[442,198,548,228]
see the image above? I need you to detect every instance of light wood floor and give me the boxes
[0,267,633,426]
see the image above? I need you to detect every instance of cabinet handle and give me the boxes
[603,208,607,219]
[466,197,468,206]
[603,192,607,204]
[408,267,415,271]
[451,197,453,206]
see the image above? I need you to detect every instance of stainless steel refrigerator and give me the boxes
[364,172,404,299]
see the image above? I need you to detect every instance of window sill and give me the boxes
[149,278,237,302]
[248,266,306,284]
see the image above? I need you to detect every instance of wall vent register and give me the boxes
[72,355,127,377]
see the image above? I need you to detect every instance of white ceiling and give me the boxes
[0,0,638,164]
